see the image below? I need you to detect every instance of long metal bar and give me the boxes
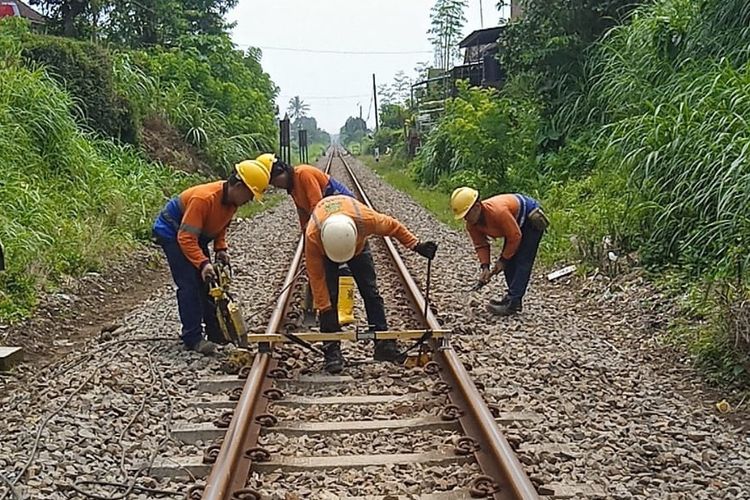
[247,329,450,343]
[337,151,538,500]
[201,152,335,500]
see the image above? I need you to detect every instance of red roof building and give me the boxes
[0,1,46,27]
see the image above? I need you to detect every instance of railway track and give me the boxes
[3,148,748,500]
[157,148,537,499]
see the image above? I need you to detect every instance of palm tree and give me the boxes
[287,96,310,121]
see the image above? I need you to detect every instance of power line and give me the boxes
[236,44,432,55]
[278,94,370,100]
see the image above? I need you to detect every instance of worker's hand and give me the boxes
[215,250,230,265]
[201,263,217,283]
[319,309,341,333]
[413,241,438,260]
[479,265,492,285]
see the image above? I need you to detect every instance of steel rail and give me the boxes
[336,150,538,500]
[199,151,335,500]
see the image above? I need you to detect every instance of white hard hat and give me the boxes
[320,213,357,263]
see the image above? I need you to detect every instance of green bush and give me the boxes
[371,127,402,152]
[414,81,540,193]
[127,34,278,169]
[19,30,140,144]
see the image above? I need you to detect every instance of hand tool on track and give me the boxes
[469,265,502,291]
[212,265,324,355]
[399,254,436,366]
[208,263,248,348]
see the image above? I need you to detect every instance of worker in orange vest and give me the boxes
[256,153,355,230]
[152,160,270,354]
[451,187,548,316]
[305,195,437,373]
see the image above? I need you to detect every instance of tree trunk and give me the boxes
[61,0,87,38]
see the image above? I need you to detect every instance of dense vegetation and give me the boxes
[380,0,750,384]
[0,11,278,321]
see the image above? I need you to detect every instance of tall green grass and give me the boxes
[0,35,197,321]
[393,0,750,383]
[547,0,750,383]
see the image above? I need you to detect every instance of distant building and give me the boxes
[452,26,505,89]
[407,3,524,148]
[0,1,46,29]
[410,25,507,139]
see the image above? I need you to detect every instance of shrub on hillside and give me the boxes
[414,82,539,193]
[0,31,196,320]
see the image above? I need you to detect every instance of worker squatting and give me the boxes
[151,154,547,374]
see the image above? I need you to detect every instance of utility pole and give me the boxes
[479,0,484,28]
[372,74,379,132]
[359,104,363,120]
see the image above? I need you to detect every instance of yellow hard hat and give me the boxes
[450,187,479,219]
[235,159,270,201]
[255,153,276,175]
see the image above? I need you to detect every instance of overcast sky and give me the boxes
[228,0,510,134]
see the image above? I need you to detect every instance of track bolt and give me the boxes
[440,404,464,421]
[214,411,233,429]
[469,475,501,497]
[230,489,262,500]
[268,368,290,379]
[244,447,272,462]
[488,405,501,418]
[202,443,222,464]
[431,381,452,396]
[423,361,441,375]
[229,386,244,401]
[454,436,480,456]
[263,388,284,400]
[255,413,278,427]
[187,484,205,499]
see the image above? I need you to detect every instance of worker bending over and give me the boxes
[256,153,354,230]
[306,195,437,373]
[451,188,548,316]
[152,161,270,354]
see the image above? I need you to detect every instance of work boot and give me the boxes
[487,298,522,316]
[323,343,344,374]
[373,340,406,364]
[186,339,217,355]
[489,294,511,307]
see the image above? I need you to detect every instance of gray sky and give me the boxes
[228,0,510,134]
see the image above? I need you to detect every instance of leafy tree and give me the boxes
[30,0,89,37]
[391,70,412,104]
[339,116,369,146]
[293,116,330,145]
[498,0,646,129]
[129,33,277,166]
[377,84,395,105]
[287,95,310,121]
[413,81,539,191]
[428,0,467,71]
[380,103,408,130]
[31,0,238,46]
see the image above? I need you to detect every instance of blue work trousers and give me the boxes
[158,238,221,347]
[324,244,388,333]
[505,224,544,301]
